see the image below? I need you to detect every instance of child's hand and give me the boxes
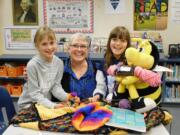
[107,65,118,76]
[107,62,124,76]
[67,92,80,107]
[89,95,100,102]
[106,93,113,103]
[54,103,65,109]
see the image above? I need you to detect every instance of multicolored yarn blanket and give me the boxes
[72,102,113,131]
[11,102,113,133]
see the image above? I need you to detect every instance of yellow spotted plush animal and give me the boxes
[116,38,161,113]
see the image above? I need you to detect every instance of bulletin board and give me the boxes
[4,27,37,50]
[43,0,94,33]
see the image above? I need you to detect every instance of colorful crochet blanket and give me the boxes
[72,102,113,131]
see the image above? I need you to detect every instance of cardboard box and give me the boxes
[11,85,22,96]
[0,66,8,76]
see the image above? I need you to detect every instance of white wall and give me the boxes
[0,0,180,55]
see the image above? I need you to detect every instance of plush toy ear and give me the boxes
[149,41,159,69]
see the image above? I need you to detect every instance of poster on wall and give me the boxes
[171,0,180,23]
[105,0,126,14]
[134,0,168,30]
[43,0,93,33]
[4,27,37,50]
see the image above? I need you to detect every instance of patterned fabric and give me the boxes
[11,103,40,124]
[144,107,165,131]
[72,102,113,131]
[39,113,77,133]
[10,103,76,132]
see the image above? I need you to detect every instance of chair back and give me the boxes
[0,87,16,122]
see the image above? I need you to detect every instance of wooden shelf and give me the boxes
[0,76,25,80]
[0,52,105,62]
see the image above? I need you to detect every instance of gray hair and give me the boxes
[69,33,90,46]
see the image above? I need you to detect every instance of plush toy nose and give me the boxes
[125,47,154,69]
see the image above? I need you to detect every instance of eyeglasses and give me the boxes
[70,44,89,49]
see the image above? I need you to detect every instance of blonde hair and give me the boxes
[34,26,56,47]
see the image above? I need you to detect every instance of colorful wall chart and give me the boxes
[43,0,93,33]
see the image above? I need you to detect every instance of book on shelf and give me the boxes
[166,64,180,81]
[165,84,180,102]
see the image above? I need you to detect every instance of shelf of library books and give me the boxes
[163,82,180,103]
[162,57,180,104]
[165,80,180,84]
[160,57,180,63]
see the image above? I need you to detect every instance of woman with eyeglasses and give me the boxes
[61,33,107,102]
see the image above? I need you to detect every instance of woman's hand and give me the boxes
[89,95,100,102]
[74,96,80,103]
[68,92,80,103]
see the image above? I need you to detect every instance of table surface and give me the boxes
[3,124,169,135]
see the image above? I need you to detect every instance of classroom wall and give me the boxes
[0,0,180,55]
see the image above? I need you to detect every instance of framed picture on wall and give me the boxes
[13,0,38,25]
[134,0,168,30]
[43,0,93,33]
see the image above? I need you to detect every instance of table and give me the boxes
[3,124,169,135]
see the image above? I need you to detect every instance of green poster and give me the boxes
[134,0,168,30]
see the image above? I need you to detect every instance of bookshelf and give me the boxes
[0,53,179,104]
[0,53,104,98]
[160,57,180,104]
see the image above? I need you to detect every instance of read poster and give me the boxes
[134,0,168,30]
